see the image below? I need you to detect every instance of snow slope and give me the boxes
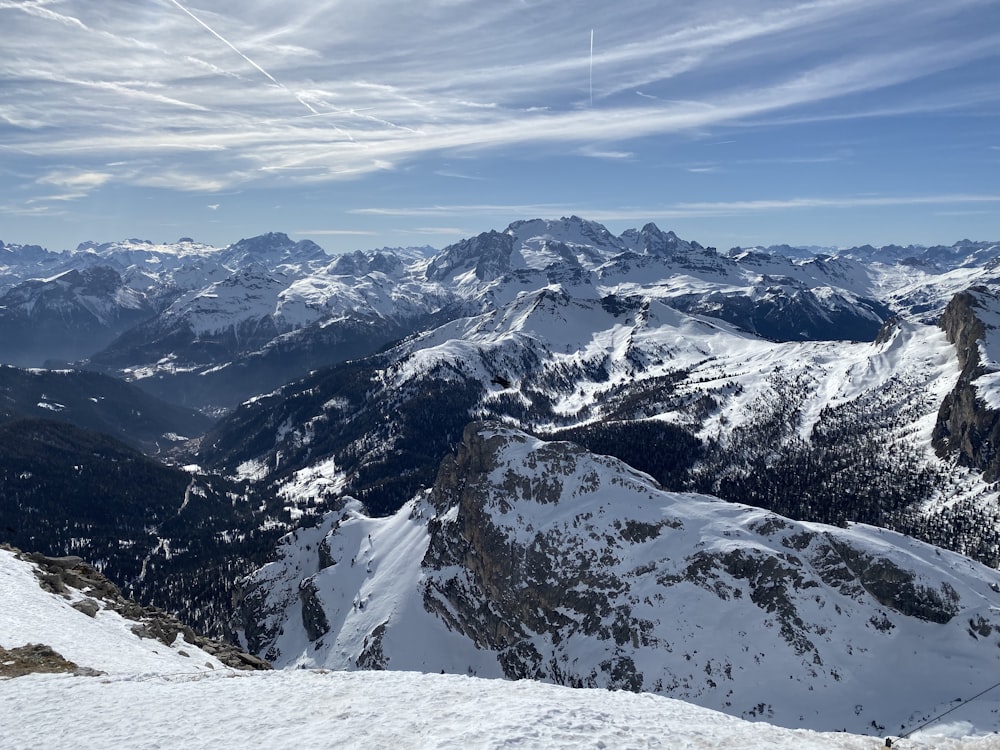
[3,669,996,750]
[6,537,996,748]
[0,548,225,674]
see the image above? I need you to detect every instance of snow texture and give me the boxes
[4,670,999,749]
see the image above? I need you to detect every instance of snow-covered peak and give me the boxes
[328,248,408,278]
[619,222,700,257]
[424,229,516,284]
[0,240,54,260]
[220,232,327,269]
[242,423,1000,736]
[507,216,626,254]
[838,240,1000,271]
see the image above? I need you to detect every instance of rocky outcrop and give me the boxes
[14,547,270,671]
[422,423,655,684]
[298,578,331,642]
[823,538,959,624]
[933,289,1000,480]
[421,422,986,689]
[0,643,98,678]
[425,230,515,283]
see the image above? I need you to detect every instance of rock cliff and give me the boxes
[240,422,1000,734]
[933,289,1000,480]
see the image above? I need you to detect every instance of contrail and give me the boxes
[589,29,594,107]
[590,29,594,109]
[166,0,319,115]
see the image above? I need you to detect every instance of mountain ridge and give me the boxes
[241,422,1000,735]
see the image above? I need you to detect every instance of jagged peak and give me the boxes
[329,248,406,277]
[222,232,326,266]
[619,223,701,257]
[425,229,515,283]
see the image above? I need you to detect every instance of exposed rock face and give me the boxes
[298,578,331,642]
[16,548,270,671]
[422,424,665,685]
[0,643,93,678]
[933,289,1000,480]
[425,230,515,282]
[240,423,1000,734]
[421,423,970,687]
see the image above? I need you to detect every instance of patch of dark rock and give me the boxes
[356,621,388,670]
[299,578,331,642]
[827,539,960,624]
[0,643,102,678]
[71,598,100,618]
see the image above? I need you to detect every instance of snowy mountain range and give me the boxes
[1,542,993,748]
[4,218,993,411]
[3,217,1000,744]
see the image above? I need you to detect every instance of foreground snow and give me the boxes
[3,669,997,750]
[0,548,225,674]
[4,544,994,749]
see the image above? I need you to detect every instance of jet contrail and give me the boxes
[589,29,594,107]
[166,0,319,115]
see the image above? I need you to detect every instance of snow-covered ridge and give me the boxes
[1,218,995,412]
[241,423,1000,737]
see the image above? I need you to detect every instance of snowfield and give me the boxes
[0,548,225,675]
[4,669,999,750]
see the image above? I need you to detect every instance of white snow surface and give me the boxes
[4,669,998,750]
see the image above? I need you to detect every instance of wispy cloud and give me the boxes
[579,146,634,160]
[1,0,998,201]
[351,203,572,218]
[164,0,319,115]
[434,169,486,181]
[351,193,1000,221]
[293,229,377,236]
[408,227,469,236]
[933,210,994,216]
[663,194,1000,216]
[36,170,113,190]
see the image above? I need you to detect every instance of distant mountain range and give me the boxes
[2,218,1000,735]
[2,221,995,411]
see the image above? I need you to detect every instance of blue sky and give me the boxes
[2,0,998,254]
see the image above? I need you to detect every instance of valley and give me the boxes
[3,217,1000,739]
